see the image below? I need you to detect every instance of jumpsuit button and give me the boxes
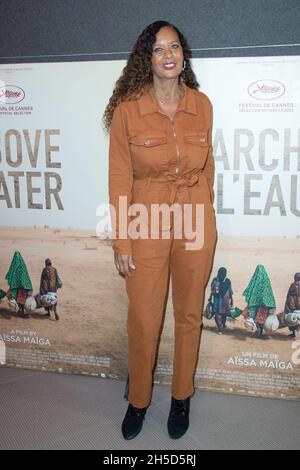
[144,140,151,146]
[199,137,206,143]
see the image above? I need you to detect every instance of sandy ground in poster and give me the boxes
[0,226,299,400]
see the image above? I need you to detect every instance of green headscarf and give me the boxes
[243,265,276,312]
[5,251,33,299]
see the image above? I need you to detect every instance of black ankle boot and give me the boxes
[121,403,147,440]
[167,396,190,439]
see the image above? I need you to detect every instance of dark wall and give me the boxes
[0,0,300,63]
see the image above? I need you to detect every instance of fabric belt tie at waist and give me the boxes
[166,173,201,204]
[134,171,203,205]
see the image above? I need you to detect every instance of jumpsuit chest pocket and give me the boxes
[129,133,168,174]
[184,131,210,170]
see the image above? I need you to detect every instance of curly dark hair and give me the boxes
[102,20,199,132]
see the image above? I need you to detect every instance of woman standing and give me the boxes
[5,251,33,318]
[284,272,300,338]
[209,267,233,334]
[103,21,217,440]
[243,264,276,338]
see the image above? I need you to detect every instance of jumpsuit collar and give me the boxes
[137,82,197,117]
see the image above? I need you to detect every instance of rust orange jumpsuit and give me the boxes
[109,83,217,408]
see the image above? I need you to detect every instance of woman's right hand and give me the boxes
[114,253,136,277]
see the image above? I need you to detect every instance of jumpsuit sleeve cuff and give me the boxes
[112,240,132,255]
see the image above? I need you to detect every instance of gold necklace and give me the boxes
[151,85,183,105]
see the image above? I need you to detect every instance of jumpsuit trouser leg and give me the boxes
[170,236,215,400]
[125,229,216,408]
[126,236,172,409]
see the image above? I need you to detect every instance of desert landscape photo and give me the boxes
[0,226,299,400]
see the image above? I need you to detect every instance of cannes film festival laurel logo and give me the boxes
[0,84,25,104]
[248,80,285,101]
